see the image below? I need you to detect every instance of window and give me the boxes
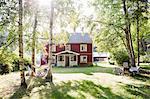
[80,56,87,63]
[65,45,71,50]
[71,55,76,61]
[52,45,56,52]
[58,56,64,61]
[80,44,87,52]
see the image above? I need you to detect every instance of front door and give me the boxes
[65,56,69,67]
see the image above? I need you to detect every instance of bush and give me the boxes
[0,49,31,74]
[112,49,129,66]
[72,65,79,67]
[109,61,115,65]
[12,58,31,72]
[0,64,10,75]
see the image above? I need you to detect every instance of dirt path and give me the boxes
[0,72,21,97]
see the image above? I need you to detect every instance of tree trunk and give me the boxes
[31,13,38,76]
[136,1,140,66]
[19,0,27,88]
[45,0,54,82]
[128,24,136,67]
[122,0,136,67]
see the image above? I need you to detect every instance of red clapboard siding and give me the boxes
[56,44,65,52]
[44,43,92,66]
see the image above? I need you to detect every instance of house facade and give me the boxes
[41,33,93,67]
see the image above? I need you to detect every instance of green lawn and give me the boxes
[53,66,114,75]
[140,63,150,70]
[1,65,150,99]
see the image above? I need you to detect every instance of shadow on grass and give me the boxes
[46,81,119,99]
[10,78,125,99]
[122,83,150,99]
[10,77,47,99]
[10,86,27,99]
[132,74,150,82]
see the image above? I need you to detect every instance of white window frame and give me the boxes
[80,44,87,52]
[58,55,64,61]
[65,45,71,50]
[52,45,56,52]
[71,55,76,61]
[80,55,87,63]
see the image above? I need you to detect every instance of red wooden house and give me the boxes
[41,33,93,67]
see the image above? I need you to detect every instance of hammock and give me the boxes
[26,65,50,77]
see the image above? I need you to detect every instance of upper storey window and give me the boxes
[80,44,87,52]
[65,45,71,50]
[52,45,56,52]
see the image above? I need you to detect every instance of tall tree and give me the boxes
[136,0,140,66]
[45,0,54,82]
[122,0,136,67]
[31,12,38,76]
[18,0,27,87]
[132,0,149,66]
[91,0,149,67]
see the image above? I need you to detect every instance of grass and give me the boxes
[140,63,150,70]
[1,64,150,99]
[52,66,114,75]
[9,76,150,99]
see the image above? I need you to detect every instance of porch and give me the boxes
[54,50,80,67]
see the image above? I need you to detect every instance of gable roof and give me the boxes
[55,50,80,55]
[68,33,92,43]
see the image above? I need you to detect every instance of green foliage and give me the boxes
[0,64,10,75]
[140,55,150,63]
[112,49,129,66]
[0,50,15,74]
[0,49,31,74]
[11,57,31,72]
[53,32,70,44]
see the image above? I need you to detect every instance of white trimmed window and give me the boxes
[71,55,76,61]
[80,56,87,63]
[52,45,56,52]
[80,44,87,52]
[65,45,71,50]
[58,56,64,61]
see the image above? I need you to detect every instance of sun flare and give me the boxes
[38,0,51,7]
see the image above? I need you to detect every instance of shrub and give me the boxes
[0,49,31,74]
[112,49,129,66]
[0,64,10,75]
[72,65,79,67]
[12,58,31,72]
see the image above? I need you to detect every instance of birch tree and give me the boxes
[45,0,54,82]
[19,0,27,87]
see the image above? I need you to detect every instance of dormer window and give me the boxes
[65,45,71,50]
[80,44,87,52]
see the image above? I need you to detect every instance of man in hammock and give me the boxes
[26,52,48,77]
[35,53,49,77]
